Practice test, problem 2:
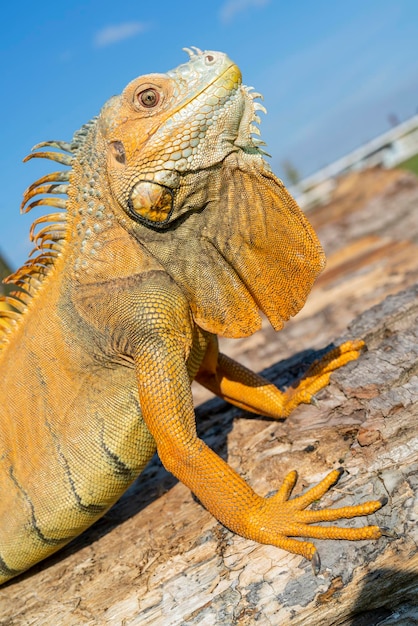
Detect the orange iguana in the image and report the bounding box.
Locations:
[0,48,387,584]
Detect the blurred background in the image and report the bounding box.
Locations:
[1,0,418,273]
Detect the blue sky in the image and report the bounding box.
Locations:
[1,0,417,268]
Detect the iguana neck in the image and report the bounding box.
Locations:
[63,126,163,285]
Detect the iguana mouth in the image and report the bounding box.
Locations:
[171,47,243,114]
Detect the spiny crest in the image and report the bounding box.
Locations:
[0,137,78,349]
[0,118,99,349]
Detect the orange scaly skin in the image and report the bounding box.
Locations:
[0,48,386,584]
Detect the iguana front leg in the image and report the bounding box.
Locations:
[132,296,383,571]
[195,335,364,418]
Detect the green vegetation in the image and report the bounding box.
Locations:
[281,160,301,185]
[0,252,12,298]
[397,153,418,176]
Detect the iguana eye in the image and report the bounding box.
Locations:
[137,88,160,108]
[205,54,215,64]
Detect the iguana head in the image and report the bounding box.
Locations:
[95,47,325,337]
[2,48,325,344]
[99,47,268,228]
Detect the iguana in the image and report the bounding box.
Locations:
[0,48,387,584]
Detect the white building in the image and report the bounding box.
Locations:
[291,113,418,209]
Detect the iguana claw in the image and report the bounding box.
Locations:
[312,550,321,575]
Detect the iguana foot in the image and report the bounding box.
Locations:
[283,339,365,414]
[196,338,365,419]
[248,467,385,573]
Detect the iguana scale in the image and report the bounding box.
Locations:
[0,48,386,584]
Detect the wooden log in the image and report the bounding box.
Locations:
[0,168,417,624]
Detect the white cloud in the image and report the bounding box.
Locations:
[94,22,148,48]
[220,0,270,24]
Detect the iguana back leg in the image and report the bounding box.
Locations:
[195,336,365,418]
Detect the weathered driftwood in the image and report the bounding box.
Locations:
[0,168,417,625]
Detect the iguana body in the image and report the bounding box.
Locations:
[0,48,385,584]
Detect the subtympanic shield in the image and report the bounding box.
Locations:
[128,181,174,227]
